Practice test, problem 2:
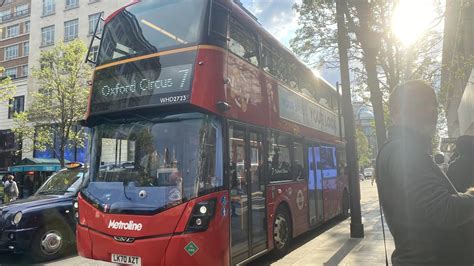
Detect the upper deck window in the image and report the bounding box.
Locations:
[97,0,207,65]
[229,18,259,67]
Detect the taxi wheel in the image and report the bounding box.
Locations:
[30,224,71,262]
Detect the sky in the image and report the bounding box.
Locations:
[240,0,300,46]
[240,0,341,86]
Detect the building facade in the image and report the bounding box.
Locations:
[442,0,474,137]
[0,0,128,169]
[0,0,30,170]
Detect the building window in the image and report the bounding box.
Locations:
[0,9,12,22]
[5,25,18,38]
[4,68,17,79]
[24,21,30,33]
[41,25,55,46]
[22,65,28,77]
[64,19,79,41]
[5,45,19,60]
[90,46,99,62]
[43,0,55,16]
[88,12,103,34]
[6,24,19,38]
[65,0,79,9]
[23,42,29,56]
[8,96,25,119]
[88,0,100,3]
[15,4,29,15]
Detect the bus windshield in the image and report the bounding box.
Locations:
[83,113,223,214]
[97,0,208,65]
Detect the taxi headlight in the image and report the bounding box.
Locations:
[12,212,22,225]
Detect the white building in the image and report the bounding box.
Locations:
[20,0,128,160]
[0,0,30,169]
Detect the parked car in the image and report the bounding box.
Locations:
[363,167,374,178]
[0,163,85,262]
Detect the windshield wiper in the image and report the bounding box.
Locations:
[37,190,68,195]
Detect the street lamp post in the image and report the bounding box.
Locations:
[336,0,364,238]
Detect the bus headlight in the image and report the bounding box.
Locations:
[12,212,22,225]
[186,198,216,233]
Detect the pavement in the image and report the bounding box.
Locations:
[255,180,395,265]
[1,180,392,265]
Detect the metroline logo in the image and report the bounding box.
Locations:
[108,220,143,231]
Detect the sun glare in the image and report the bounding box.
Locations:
[392,0,437,46]
[312,69,321,78]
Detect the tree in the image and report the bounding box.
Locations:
[291,0,443,148]
[356,128,372,168]
[0,67,16,103]
[12,40,92,167]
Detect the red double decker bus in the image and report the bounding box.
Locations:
[76,0,349,265]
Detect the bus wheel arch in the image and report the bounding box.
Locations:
[272,203,292,257]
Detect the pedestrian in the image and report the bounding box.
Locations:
[446,135,474,192]
[3,174,19,202]
[376,80,474,265]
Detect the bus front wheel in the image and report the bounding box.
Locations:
[272,206,292,257]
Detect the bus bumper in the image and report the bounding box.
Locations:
[77,224,228,266]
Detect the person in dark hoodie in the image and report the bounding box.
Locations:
[376,80,474,265]
[447,135,474,192]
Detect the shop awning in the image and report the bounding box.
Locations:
[8,158,69,173]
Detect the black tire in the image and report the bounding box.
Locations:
[272,206,292,258]
[341,190,350,218]
[30,223,72,262]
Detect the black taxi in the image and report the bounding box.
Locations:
[0,163,85,261]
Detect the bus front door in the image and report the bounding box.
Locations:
[229,125,267,264]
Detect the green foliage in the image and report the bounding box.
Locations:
[291,0,444,148]
[291,0,443,94]
[0,67,16,103]
[12,40,91,167]
[356,128,372,168]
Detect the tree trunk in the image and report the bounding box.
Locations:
[364,48,387,148]
[353,0,388,149]
[59,138,66,168]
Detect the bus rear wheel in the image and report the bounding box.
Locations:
[272,206,292,257]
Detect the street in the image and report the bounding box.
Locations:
[0,180,393,266]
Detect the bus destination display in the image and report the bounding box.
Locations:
[90,64,193,113]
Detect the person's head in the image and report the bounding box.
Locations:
[6,175,14,181]
[455,135,474,158]
[389,80,438,138]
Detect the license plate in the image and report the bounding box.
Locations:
[111,254,141,265]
